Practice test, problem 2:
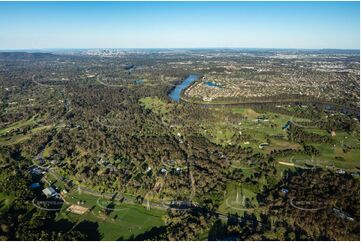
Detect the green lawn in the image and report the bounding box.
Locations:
[0,116,38,135]
[218,182,260,216]
[230,107,359,171]
[0,123,54,146]
[57,192,166,240]
[139,97,170,114]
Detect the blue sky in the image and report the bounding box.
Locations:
[0,1,359,49]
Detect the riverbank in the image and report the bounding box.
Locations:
[168,74,200,102]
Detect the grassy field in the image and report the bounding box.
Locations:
[139,97,170,114]
[203,107,304,151]
[0,116,38,135]
[229,107,360,170]
[218,181,261,216]
[56,192,166,240]
[0,115,54,146]
[0,124,54,145]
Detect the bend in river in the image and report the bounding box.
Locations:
[169,74,199,102]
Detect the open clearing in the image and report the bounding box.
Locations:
[57,192,166,240]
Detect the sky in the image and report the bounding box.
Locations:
[0,1,359,49]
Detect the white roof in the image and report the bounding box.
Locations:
[42,187,57,197]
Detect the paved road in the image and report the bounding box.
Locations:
[289,116,318,129]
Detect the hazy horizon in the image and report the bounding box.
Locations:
[0,47,360,51]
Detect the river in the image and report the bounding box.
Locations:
[168,74,199,102]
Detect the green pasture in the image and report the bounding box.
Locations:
[56,192,166,240]
[218,182,260,216]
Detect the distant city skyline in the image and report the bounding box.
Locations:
[0,1,359,50]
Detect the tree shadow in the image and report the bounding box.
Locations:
[127,226,167,240]
[73,220,103,240]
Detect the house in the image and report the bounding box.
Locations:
[42,187,58,198]
[336,169,346,174]
[282,121,291,130]
[30,168,42,175]
[281,188,289,194]
[98,158,108,165]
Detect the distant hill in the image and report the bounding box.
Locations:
[0,52,56,60]
[308,49,360,55]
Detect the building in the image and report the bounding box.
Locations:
[282,121,291,130]
[336,169,346,174]
[30,168,42,175]
[281,188,289,194]
[42,187,58,198]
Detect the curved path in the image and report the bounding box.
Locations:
[289,198,327,211]
[32,75,68,87]
[289,116,318,129]
[32,198,63,211]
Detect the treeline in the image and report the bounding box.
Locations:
[288,125,332,144]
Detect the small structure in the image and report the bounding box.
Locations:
[42,187,58,198]
[30,168,42,175]
[160,168,167,174]
[336,169,346,174]
[98,158,108,165]
[281,188,289,194]
[282,121,291,130]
